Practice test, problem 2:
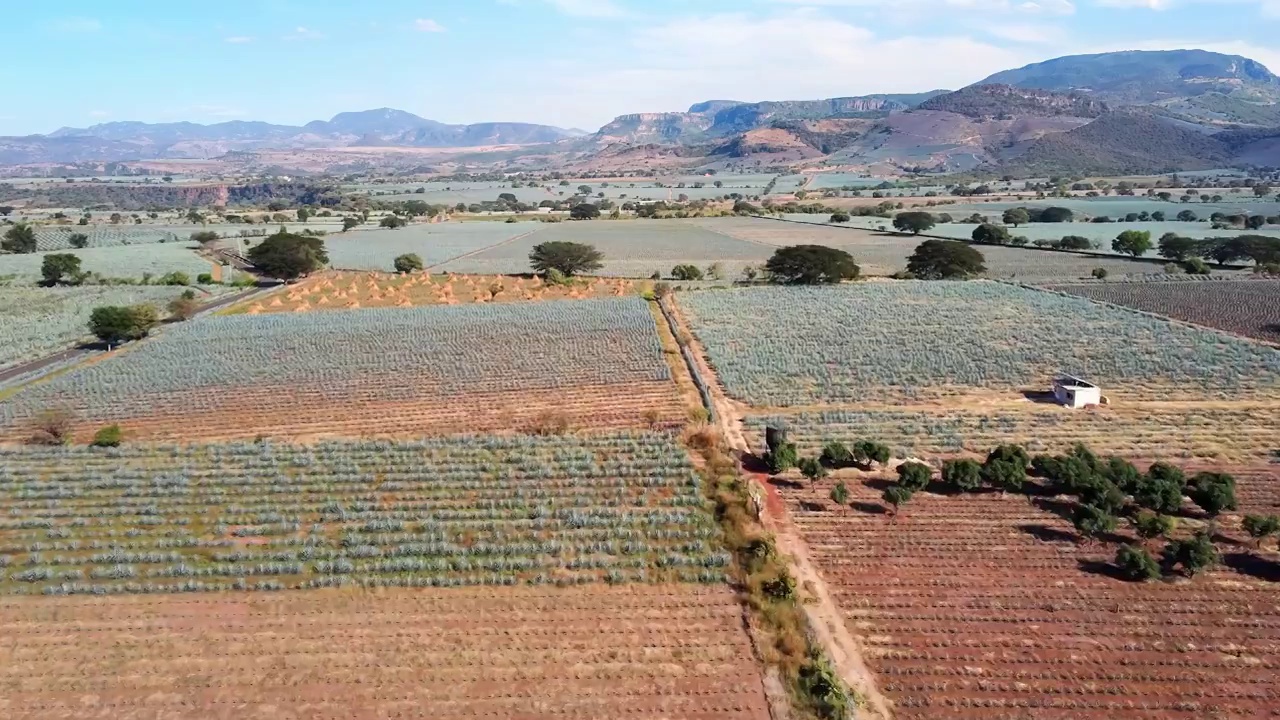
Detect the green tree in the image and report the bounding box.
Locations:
[820,441,852,469]
[246,231,328,281]
[393,253,424,274]
[829,211,851,224]
[1188,472,1236,518]
[893,211,936,235]
[379,215,408,229]
[1002,208,1030,227]
[941,458,983,492]
[1157,233,1197,261]
[829,481,849,506]
[1131,511,1176,543]
[1057,235,1092,250]
[570,204,601,220]
[882,484,914,515]
[1132,473,1183,515]
[1112,230,1153,257]
[190,230,220,245]
[1176,209,1198,222]
[971,223,1010,245]
[2,223,37,254]
[342,217,361,232]
[41,254,83,286]
[983,459,1027,494]
[798,457,829,484]
[1040,207,1074,223]
[907,240,986,280]
[852,440,891,468]
[1115,544,1161,582]
[1072,504,1117,543]
[1183,257,1211,275]
[529,241,603,276]
[896,461,932,492]
[166,291,199,321]
[88,305,159,347]
[764,245,859,284]
[1241,514,1280,549]
[1163,532,1218,577]
[68,232,89,249]
[765,441,798,475]
[671,264,704,281]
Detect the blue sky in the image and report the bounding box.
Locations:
[3,0,1278,135]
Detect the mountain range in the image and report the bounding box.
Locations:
[3,49,1280,176]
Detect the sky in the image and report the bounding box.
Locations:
[3,0,1279,136]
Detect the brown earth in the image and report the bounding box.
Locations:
[0,584,772,720]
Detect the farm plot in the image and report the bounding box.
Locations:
[0,584,770,720]
[234,270,649,313]
[0,434,723,594]
[1046,280,1280,344]
[436,219,774,278]
[772,470,1280,719]
[0,286,231,371]
[325,222,540,271]
[745,404,1280,464]
[677,283,1280,406]
[32,224,183,251]
[0,243,214,280]
[0,297,686,441]
[713,218,1188,281]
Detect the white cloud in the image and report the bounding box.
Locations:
[413,18,447,32]
[543,0,626,18]
[224,36,254,44]
[50,17,102,33]
[88,110,110,119]
[285,26,326,41]
[983,22,1059,42]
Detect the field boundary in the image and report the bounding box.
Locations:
[657,296,717,423]
[422,226,545,271]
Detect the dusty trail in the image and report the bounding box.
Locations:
[665,296,893,720]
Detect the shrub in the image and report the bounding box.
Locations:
[88,305,159,347]
[91,424,123,448]
[1163,532,1218,576]
[159,271,190,286]
[819,441,852,469]
[1183,257,1211,275]
[166,294,200,321]
[765,442,799,475]
[2,223,36,253]
[190,230,220,245]
[1188,472,1236,517]
[196,272,215,284]
[829,481,850,506]
[671,264,703,281]
[941,458,983,492]
[1091,268,1108,279]
[393,253,424,274]
[68,232,90,249]
[379,215,408,229]
[882,484,914,513]
[852,440,891,467]
[570,204,602,220]
[1131,511,1176,542]
[1115,544,1161,582]
[896,461,932,492]
[829,211,851,223]
[26,407,76,446]
[798,457,829,484]
[1072,504,1117,542]
[1242,514,1280,548]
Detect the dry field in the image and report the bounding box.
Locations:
[0,298,685,442]
[229,270,649,314]
[0,584,771,720]
[765,468,1280,719]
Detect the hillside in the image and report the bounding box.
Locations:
[919,85,1108,119]
[1001,111,1232,175]
[978,50,1280,104]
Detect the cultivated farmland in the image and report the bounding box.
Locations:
[436,219,774,278]
[0,434,722,594]
[0,243,216,280]
[1046,279,1280,344]
[234,270,649,313]
[0,585,770,720]
[325,222,541,271]
[0,297,685,441]
[0,286,230,371]
[769,468,1280,719]
[678,282,1280,406]
[32,224,183,251]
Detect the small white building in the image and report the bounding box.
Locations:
[1053,374,1102,409]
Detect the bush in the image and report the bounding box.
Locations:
[907,239,986,279]
[1183,257,1211,275]
[798,457,828,483]
[26,407,76,446]
[41,254,84,286]
[896,461,932,491]
[166,294,200,321]
[766,442,799,475]
[764,245,859,284]
[1188,472,1236,517]
[158,271,190,286]
[1115,544,1161,582]
[1,223,36,253]
[1131,511,1175,542]
[829,211,850,223]
[393,253,424,274]
[91,424,123,448]
[852,440,891,467]
[1091,268,1107,279]
[68,232,89,249]
[941,458,983,492]
[671,264,703,281]
[529,241,603,277]
[88,305,159,347]
[882,484,914,513]
[819,441,852,469]
[190,230,220,245]
[1072,503,1117,541]
[379,215,408,229]
[1242,514,1280,548]
[196,272,215,284]
[570,204,601,220]
[1163,532,1218,576]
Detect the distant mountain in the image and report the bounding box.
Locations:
[592,91,948,144]
[1002,110,1233,175]
[977,50,1280,105]
[1,109,582,164]
[918,85,1108,120]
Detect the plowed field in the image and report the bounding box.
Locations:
[0,585,772,720]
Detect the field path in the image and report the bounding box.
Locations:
[424,226,544,270]
[665,296,893,719]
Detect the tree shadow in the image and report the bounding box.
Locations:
[1031,497,1077,522]
[1021,390,1060,404]
[739,452,770,475]
[851,501,888,515]
[1222,552,1280,582]
[863,478,895,491]
[1077,559,1133,582]
[1018,523,1078,544]
[769,477,805,491]
[799,500,827,513]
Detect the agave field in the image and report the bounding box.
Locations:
[0,286,229,371]
[0,584,771,719]
[0,243,214,280]
[0,297,685,440]
[436,219,773,279]
[1046,280,1280,344]
[0,433,723,595]
[679,283,1280,406]
[745,404,1280,464]
[325,222,542,271]
[772,469,1280,719]
[32,225,185,251]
